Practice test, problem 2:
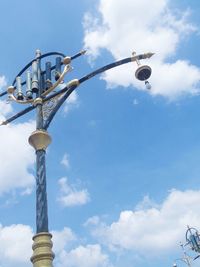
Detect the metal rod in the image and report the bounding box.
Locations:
[16,76,22,93]
[0,105,35,125]
[36,149,49,233]
[32,60,39,93]
[45,62,52,90]
[79,57,132,84]
[26,71,32,99]
[36,50,42,96]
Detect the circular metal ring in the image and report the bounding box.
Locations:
[135,65,152,81]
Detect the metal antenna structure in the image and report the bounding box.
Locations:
[173,226,200,267]
[173,243,193,267]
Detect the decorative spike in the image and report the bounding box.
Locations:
[0,120,7,126]
[132,52,155,63]
[36,49,41,58]
[140,52,155,59]
[80,49,87,55]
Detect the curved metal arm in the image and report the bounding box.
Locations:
[0,105,35,125]
[1,52,153,127]
[44,53,152,129]
[79,52,153,85]
[41,64,72,97]
[79,57,132,84]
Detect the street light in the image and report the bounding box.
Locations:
[0,49,154,267]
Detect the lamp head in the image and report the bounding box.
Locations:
[173,263,177,267]
[135,65,152,81]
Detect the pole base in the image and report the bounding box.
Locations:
[31,232,55,267]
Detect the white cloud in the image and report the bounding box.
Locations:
[52,227,112,267]
[51,226,112,267]
[0,100,13,117]
[0,222,110,267]
[0,107,35,195]
[0,224,33,266]
[0,76,7,91]
[83,0,200,100]
[61,153,70,168]
[134,195,159,211]
[2,190,200,267]
[87,189,200,255]
[63,90,79,114]
[132,99,139,106]
[52,227,76,254]
[58,83,79,114]
[56,244,112,267]
[84,216,101,227]
[57,177,90,207]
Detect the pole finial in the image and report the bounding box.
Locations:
[36,49,41,58]
[80,49,87,55]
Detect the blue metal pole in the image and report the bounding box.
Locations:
[34,50,49,233]
[36,149,49,233]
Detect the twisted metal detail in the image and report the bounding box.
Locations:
[36,150,48,233]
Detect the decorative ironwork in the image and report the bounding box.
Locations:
[42,92,65,123]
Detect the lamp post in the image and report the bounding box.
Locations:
[1,49,153,267]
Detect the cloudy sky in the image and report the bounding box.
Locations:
[0,0,200,267]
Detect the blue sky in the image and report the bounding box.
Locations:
[0,1,200,267]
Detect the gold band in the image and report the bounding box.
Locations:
[31,232,55,267]
[28,130,51,151]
